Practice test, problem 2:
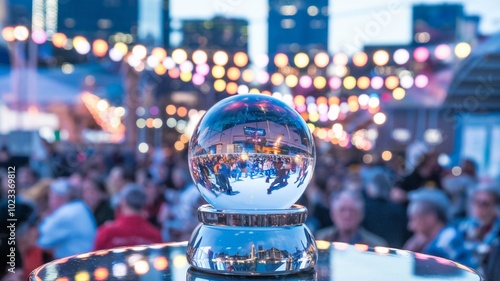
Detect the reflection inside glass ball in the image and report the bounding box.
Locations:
[188,94,315,209]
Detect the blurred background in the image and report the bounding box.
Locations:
[1,0,500,280]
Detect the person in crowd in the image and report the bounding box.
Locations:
[38,178,96,258]
[14,202,52,278]
[362,172,409,248]
[391,153,442,203]
[316,190,387,246]
[160,163,205,242]
[82,176,114,226]
[442,159,478,219]
[456,184,500,272]
[106,165,136,209]
[21,179,52,215]
[486,241,500,281]
[0,146,11,170]
[17,166,39,192]
[93,183,162,250]
[404,189,475,268]
[143,177,165,227]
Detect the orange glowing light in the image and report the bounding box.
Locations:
[177,106,188,118]
[92,39,108,57]
[153,257,169,271]
[233,52,248,67]
[226,82,238,95]
[227,67,241,81]
[52,32,68,48]
[94,268,109,281]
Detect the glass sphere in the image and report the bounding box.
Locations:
[188,94,316,210]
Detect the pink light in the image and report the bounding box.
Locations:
[434,44,451,60]
[196,63,210,76]
[329,77,342,90]
[296,104,306,113]
[415,74,429,88]
[192,73,205,86]
[319,114,328,122]
[31,30,47,44]
[299,75,313,88]
[168,68,180,79]
[381,92,392,102]
[413,47,430,62]
[371,76,384,90]
[257,71,269,84]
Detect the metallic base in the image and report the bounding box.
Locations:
[186,205,318,275]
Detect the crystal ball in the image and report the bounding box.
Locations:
[188,94,316,210]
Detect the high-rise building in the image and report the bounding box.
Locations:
[180,17,248,53]
[268,0,329,57]
[57,0,139,41]
[412,4,479,45]
[138,0,170,47]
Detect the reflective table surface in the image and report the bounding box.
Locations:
[30,241,482,281]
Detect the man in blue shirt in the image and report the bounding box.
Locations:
[38,178,96,258]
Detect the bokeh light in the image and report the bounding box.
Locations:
[73,36,91,54]
[92,39,108,57]
[271,73,284,85]
[357,76,370,90]
[227,67,240,80]
[314,52,330,68]
[213,50,229,66]
[392,87,406,100]
[352,52,368,67]
[211,65,225,79]
[434,44,451,60]
[371,76,384,90]
[285,74,298,87]
[373,50,390,66]
[31,30,47,44]
[329,77,342,90]
[455,42,471,58]
[343,76,356,90]
[373,112,387,125]
[13,26,29,41]
[233,52,248,67]
[242,69,254,82]
[294,52,309,68]
[313,76,327,89]
[192,50,208,64]
[299,75,313,88]
[1,26,15,42]
[384,76,399,90]
[172,49,188,64]
[381,151,392,161]
[413,46,430,62]
[274,53,289,68]
[132,44,147,60]
[214,79,226,92]
[415,74,429,88]
[152,47,167,61]
[333,53,348,66]
[393,49,410,65]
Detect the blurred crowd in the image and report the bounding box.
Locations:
[0,142,499,280]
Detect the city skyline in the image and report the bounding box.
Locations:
[171,0,500,57]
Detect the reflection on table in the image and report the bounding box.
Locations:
[30,241,482,281]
